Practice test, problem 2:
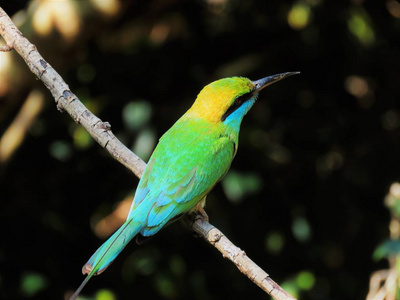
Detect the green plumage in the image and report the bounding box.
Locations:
[71,72,299,300]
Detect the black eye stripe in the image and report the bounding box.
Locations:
[221,93,251,122]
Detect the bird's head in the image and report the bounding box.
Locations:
[187,72,299,130]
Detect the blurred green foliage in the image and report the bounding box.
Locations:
[122,101,152,131]
[95,289,116,300]
[1,0,400,299]
[264,230,285,254]
[291,215,312,243]
[373,239,400,261]
[222,170,262,203]
[20,272,47,297]
[348,8,375,46]
[281,270,316,299]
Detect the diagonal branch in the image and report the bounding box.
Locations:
[0,8,145,178]
[188,217,296,300]
[0,7,296,300]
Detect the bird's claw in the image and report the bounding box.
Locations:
[195,203,209,223]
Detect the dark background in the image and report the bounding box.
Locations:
[1,0,399,299]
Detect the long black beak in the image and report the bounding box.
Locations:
[252,71,300,94]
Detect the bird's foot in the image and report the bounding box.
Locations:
[190,203,209,238]
[194,202,209,223]
[183,200,209,238]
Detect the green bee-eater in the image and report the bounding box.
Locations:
[71,72,299,299]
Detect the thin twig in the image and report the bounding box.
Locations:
[0,6,296,300]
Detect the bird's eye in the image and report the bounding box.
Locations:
[222,95,247,121]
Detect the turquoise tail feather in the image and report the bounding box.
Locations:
[69,217,142,300]
[84,218,142,275]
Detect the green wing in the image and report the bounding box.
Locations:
[127,117,236,236]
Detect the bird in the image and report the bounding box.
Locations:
[70,71,299,299]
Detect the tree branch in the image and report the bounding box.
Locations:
[0,7,295,300]
[187,217,296,300]
[0,7,145,178]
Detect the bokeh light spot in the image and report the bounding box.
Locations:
[95,289,117,300]
[348,10,375,46]
[90,0,121,16]
[49,140,73,162]
[345,75,369,98]
[296,271,316,290]
[123,100,152,131]
[386,0,400,18]
[133,128,156,161]
[222,171,262,203]
[73,126,93,149]
[265,231,286,254]
[292,216,312,242]
[20,272,48,297]
[288,3,311,30]
[382,110,400,131]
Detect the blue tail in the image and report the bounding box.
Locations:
[69,218,142,300]
[84,218,142,275]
